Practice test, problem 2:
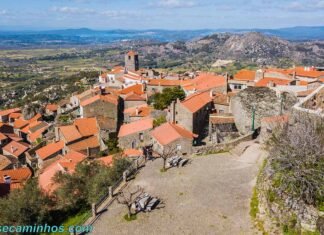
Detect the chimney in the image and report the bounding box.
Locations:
[3,175,11,184]
[10,145,15,153]
[135,107,139,116]
[209,89,215,98]
[293,71,297,80]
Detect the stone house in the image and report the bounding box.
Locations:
[80,92,122,133]
[2,140,29,165]
[123,104,152,123]
[151,122,197,155]
[118,118,153,149]
[56,117,105,157]
[0,108,21,123]
[146,79,183,93]
[168,91,213,142]
[181,73,227,95]
[35,141,65,169]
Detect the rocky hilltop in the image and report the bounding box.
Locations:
[140,32,324,67]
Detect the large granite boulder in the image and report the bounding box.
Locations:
[231,87,296,134]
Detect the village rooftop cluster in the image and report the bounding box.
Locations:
[0,50,324,197]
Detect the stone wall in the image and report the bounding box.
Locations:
[193,131,254,155]
[118,129,152,149]
[257,169,322,233]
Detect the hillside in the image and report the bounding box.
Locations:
[138,32,324,68]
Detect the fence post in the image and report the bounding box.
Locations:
[123,171,128,182]
[92,203,97,218]
[135,158,138,170]
[109,186,113,198]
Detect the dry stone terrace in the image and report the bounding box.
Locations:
[91,142,266,235]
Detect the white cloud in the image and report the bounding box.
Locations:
[51,6,95,14]
[152,0,200,9]
[283,0,324,11]
[0,9,8,16]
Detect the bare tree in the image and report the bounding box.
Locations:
[266,113,324,206]
[158,145,177,171]
[116,186,143,219]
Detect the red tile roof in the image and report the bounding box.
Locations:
[0,108,21,117]
[182,73,226,91]
[67,135,100,152]
[234,69,256,81]
[123,149,143,157]
[119,84,144,95]
[38,151,86,193]
[124,92,146,101]
[127,50,138,56]
[151,122,197,146]
[255,77,291,87]
[74,118,98,137]
[0,154,12,170]
[210,115,235,124]
[297,89,316,97]
[59,125,83,143]
[181,91,212,113]
[118,118,153,137]
[80,94,118,107]
[124,104,151,117]
[46,104,58,112]
[36,141,64,160]
[148,79,183,86]
[3,141,29,158]
[96,155,114,166]
[0,167,32,185]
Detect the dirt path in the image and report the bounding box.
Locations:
[91,143,266,235]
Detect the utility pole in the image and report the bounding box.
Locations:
[251,105,256,132]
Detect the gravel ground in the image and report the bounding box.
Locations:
[91,143,265,235]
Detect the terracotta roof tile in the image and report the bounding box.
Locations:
[118,118,153,137]
[0,108,21,117]
[210,115,235,124]
[0,167,32,184]
[96,155,114,166]
[36,141,64,160]
[119,84,144,95]
[3,141,29,158]
[123,149,143,157]
[124,92,146,101]
[80,94,118,107]
[255,77,291,87]
[234,69,256,81]
[67,135,100,152]
[59,125,83,143]
[182,73,226,91]
[181,91,212,113]
[74,118,98,137]
[0,155,12,170]
[124,104,152,117]
[46,104,58,112]
[148,79,183,86]
[151,122,197,146]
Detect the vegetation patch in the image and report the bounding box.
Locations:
[123,214,137,222]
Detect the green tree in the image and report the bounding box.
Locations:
[153,115,167,127]
[0,179,51,226]
[152,86,185,110]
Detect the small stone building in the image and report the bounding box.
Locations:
[151,122,197,155]
[118,118,153,149]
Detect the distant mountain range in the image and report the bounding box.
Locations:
[0,26,324,49]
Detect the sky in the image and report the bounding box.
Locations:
[0,0,324,30]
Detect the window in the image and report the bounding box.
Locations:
[128,56,131,60]
[176,144,182,150]
[139,133,144,142]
